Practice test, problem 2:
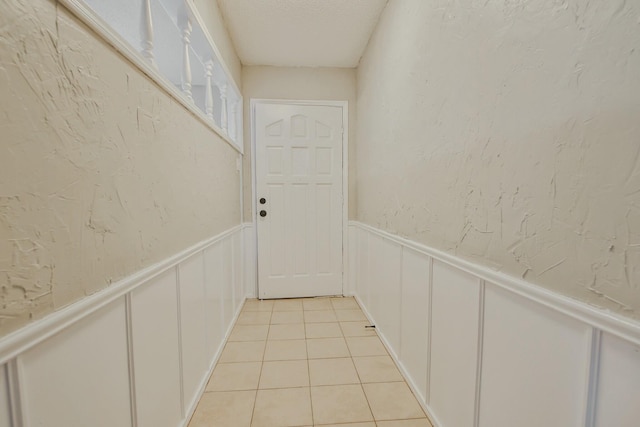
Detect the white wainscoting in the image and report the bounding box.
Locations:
[348,221,640,427]
[399,247,431,402]
[0,365,10,427]
[479,286,591,427]
[130,271,182,427]
[430,262,480,427]
[178,253,209,416]
[242,223,257,299]
[0,225,244,427]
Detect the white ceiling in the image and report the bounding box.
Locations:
[216,0,388,68]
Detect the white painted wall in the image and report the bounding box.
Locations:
[241,66,357,221]
[356,0,640,318]
[0,0,241,336]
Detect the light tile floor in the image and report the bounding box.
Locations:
[188,297,433,427]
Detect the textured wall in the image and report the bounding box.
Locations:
[0,0,241,336]
[194,0,242,87]
[357,0,640,317]
[242,66,357,221]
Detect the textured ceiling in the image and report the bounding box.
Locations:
[216,0,388,68]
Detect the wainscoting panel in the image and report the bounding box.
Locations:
[430,261,480,427]
[347,225,357,296]
[243,224,257,298]
[594,332,640,427]
[178,252,209,415]
[368,233,402,353]
[356,226,370,308]
[232,230,243,310]
[0,365,10,427]
[204,243,224,363]
[221,237,235,329]
[130,270,182,427]
[479,284,591,427]
[399,247,431,402]
[349,222,640,427]
[0,225,244,427]
[20,298,132,427]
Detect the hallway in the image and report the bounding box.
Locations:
[189,297,432,427]
[1,0,640,426]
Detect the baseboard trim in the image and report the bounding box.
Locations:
[350,221,640,346]
[0,225,242,365]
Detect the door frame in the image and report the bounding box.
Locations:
[250,99,349,299]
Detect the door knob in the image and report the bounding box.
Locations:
[259,198,266,204]
[260,210,267,217]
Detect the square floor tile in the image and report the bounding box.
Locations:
[307,337,350,359]
[273,299,303,311]
[302,298,333,310]
[263,339,307,361]
[331,298,360,310]
[270,311,304,324]
[353,355,403,383]
[236,311,272,325]
[309,358,360,386]
[362,382,425,421]
[252,387,312,427]
[188,390,255,427]
[311,384,373,424]
[243,299,274,312]
[305,322,343,338]
[304,310,338,323]
[268,323,305,340]
[335,309,367,321]
[340,321,377,337]
[259,360,309,389]
[377,419,433,427]
[219,341,266,363]
[346,336,387,356]
[206,362,262,391]
[228,325,269,342]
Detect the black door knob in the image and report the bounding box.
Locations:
[260,210,267,217]
[259,198,266,204]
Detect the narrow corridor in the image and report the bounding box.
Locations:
[188,297,433,427]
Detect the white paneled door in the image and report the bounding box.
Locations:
[255,103,344,299]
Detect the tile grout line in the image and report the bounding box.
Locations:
[248,305,271,427]
[305,313,315,426]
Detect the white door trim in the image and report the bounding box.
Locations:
[250,99,349,299]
